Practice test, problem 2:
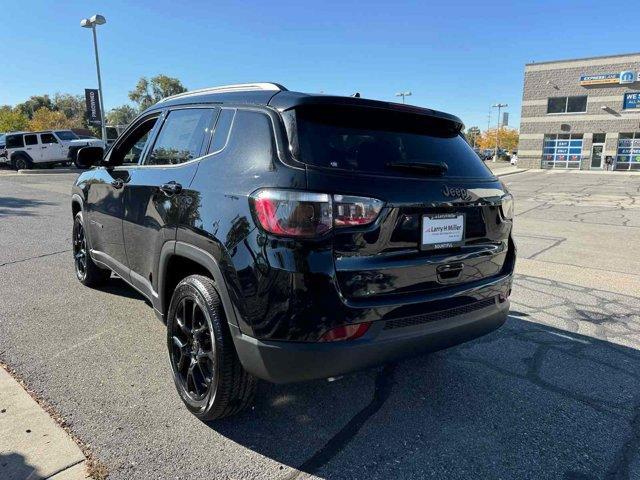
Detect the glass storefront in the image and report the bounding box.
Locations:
[542,134,583,169]
[616,133,640,171]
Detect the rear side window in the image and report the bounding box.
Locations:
[209,108,235,153]
[222,110,275,169]
[24,134,38,146]
[146,108,217,166]
[285,105,493,179]
[6,135,24,148]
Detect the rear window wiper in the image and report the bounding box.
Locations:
[385,161,448,176]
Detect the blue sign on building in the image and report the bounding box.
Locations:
[620,71,637,84]
[624,92,640,109]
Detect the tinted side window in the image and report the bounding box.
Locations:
[209,109,235,153]
[146,109,217,166]
[107,117,158,167]
[24,135,38,146]
[40,133,58,143]
[223,110,275,169]
[6,135,24,148]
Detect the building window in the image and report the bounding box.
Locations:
[547,96,587,114]
[616,133,640,171]
[542,134,583,169]
[593,133,606,144]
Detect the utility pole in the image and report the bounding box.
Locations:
[492,103,508,162]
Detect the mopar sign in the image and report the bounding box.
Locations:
[84,88,103,126]
[620,71,637,84]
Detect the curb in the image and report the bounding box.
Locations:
[0,365,105,479]
[18,169,82,175]
[495,168,529,177]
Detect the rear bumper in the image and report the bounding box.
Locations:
[231,298,509,383]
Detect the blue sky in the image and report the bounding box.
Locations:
[0,1,636,130]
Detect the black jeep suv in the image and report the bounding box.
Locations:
[71,83,515,419]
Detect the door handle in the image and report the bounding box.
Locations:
[111,178,125,189]
[160,182,182,196]
[42,146,47,149]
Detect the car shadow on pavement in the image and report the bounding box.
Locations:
[208,275,640,480]
[0,196,54,218]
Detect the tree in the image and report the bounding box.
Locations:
[28,107,76,131]
[0,106,29,132]
[16,95,54,119]
[106,105,137,126]
[465,127,481,148]
[52,93,87,127]
[128,74,187,111]
[476,127,519,152]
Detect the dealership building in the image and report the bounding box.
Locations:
[517,52,640,170]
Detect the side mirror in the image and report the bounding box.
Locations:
[75,146,104,169]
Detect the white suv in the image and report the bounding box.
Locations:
[3,130,104,170]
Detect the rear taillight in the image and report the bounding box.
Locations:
[250,189,383,238]
[333,195,384,227]
[319,322,371,342]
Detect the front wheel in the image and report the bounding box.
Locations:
[167,275,256,420]
[73,212,111,287]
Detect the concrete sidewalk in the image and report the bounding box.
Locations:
[0,367,89,480]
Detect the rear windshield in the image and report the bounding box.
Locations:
[285,105,492,179]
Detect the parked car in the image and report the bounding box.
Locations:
[0,134,6,159]
[71,83,515,419]
[106,125,126,148]
[4,130,104,169]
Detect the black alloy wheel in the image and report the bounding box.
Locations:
[169,296,216,403]
[73,217,88,281]
[72,212,111,287]
[167,275,256,420]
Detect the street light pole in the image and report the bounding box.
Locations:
[81,14,107,143]
[491,103,508,162]
[395,91,412,104]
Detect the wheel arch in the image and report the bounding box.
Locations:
[10,151,33,167]
[71,194,83,218]
[158,241,241,329]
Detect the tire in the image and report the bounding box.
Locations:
[167,274,256,420]
[73,212,111,287]
[13,155,30,170]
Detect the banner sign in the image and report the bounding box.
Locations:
[580,73,620,86]
[580,71,639,86]
[623,92,640,110]
[84,88,102,126]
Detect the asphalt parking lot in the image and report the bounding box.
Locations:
[1,168,639,479]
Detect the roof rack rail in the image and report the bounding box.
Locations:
[158,83,287,103]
